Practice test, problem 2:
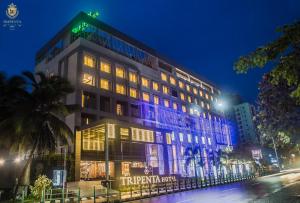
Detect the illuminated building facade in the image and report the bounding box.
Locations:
[35,12,235,186]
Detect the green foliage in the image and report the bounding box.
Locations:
[29,175,52,200]
[234,21,300,103]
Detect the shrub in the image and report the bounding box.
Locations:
[30,175,52,200]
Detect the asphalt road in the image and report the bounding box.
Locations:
[129,168,300,203]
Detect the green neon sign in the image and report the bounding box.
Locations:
[72,11,99,34]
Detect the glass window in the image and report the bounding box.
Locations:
[116,66,125,78]
[131,128,154,142]
[84,55,96,68]
[82,73,95,86]
[82,125,105,151]
[116,104,123,116]
[195,136,198,144]
[180,92,185,101]
[205,93,209,100]
[202,136,206,144]
[187,134,192,143]
[129,72,137,83]
[179,133,184,142]
[100,78,110,90]
[162,85,169,94]
[187,96,192,103]
[164,99,170,108]
[208,137,212,145]
[173,102,177,110]
[153,95,159,105]
[166,133,172,144]
[120,128,129,140]
[199,90,203,97]
[186,84,191,92]
[170,77,176,85]
[161,72,167,81]
[201,101,205,108]
[179,81,184,89]
[152,81,159,91]
[190,108,194,115]
[141,77,149,88]
[129,87,137,98]
[207,103,210,110]
[100,61,111,73]
[182,105,187,113]
[193,87,198,95]
[116,84,126,95]
[142,92,150,102]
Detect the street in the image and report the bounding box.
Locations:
[129,168,300,203]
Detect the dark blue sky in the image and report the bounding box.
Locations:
[1,0,299,103]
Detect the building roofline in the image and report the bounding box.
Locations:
[36,12,220,90]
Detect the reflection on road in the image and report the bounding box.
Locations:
[130,168,300,203]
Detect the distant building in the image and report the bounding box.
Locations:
[233,103,259,146]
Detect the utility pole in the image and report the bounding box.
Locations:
[271,137,280,170]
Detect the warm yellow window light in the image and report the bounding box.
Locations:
[186,84,191,92]
[179,81,184,89]
[164,99,170,108]
[182,105,187,113]
[141,77,149,88]
[82,73,95,86]
[129,72,137,83]
[152,81,159,91]
[173,102,178,110]
[84,55,96,68]
[116,84,126,95]
[180,92,185,101]
[170,77,176,85]
[187,96,192,103]
[162,85,169,94]
[161,72,167,81]
[100,78,110,90]
[116,66,125,78]
[100,61,111,73]
[193,87,198,95]
[142,92,150,102]
[129,88,137,98]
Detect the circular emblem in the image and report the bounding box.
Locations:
[6,3,19,19]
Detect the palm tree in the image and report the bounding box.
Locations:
[0,71,78,198]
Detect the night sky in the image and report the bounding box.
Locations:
[0,0,299,103]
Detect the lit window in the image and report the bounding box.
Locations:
[187,96,192,103]
[202,136,206,144]
[201,101,205,108]
[141,77,149,88]
[164,99,170,108]
[180,92,185,101]
[100,61,111,73]
[82,126,105,151]
[187,134,192,143]
[100,78,110,90]
[182,105,187,113]
[170,77,176,85]
[161,72,167,81]
[153,95,159,105]
[193,87,198,95]
[129,87,137,98]
[131,128,154,142]
[116,104,123,116]
[203,112,206,119]
[208,137,212,145]
[195,136,198,144]
[120,128,129,140]
[116,66,125,78]
[194,98,198,105]
[83,55,96,68]
[199,90,203,97]
[162,85,169,94]
[186,84,191,92]
[152,81,159,91]
[142,92,150,102]
[207,103,210,110]
[211,95,214,101]
[173,102,178,110]
[166,133,172,144]
[190,108,194,115]
[129,72,137,83]
[205,93,209,100]
[179,81,184,89]
[82,73,95,86]
[116,84,126,95]
[179,133,184,142]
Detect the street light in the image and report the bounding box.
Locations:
[0,159,4,165]
[14,157,21,163]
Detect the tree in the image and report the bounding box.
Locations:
[234,21,300,103]
[257,74,300,147]
[0,72,78,197]
[30,175,52,200]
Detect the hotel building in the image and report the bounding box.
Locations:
[35,12,235,187]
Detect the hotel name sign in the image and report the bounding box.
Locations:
[120,175,177,186]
